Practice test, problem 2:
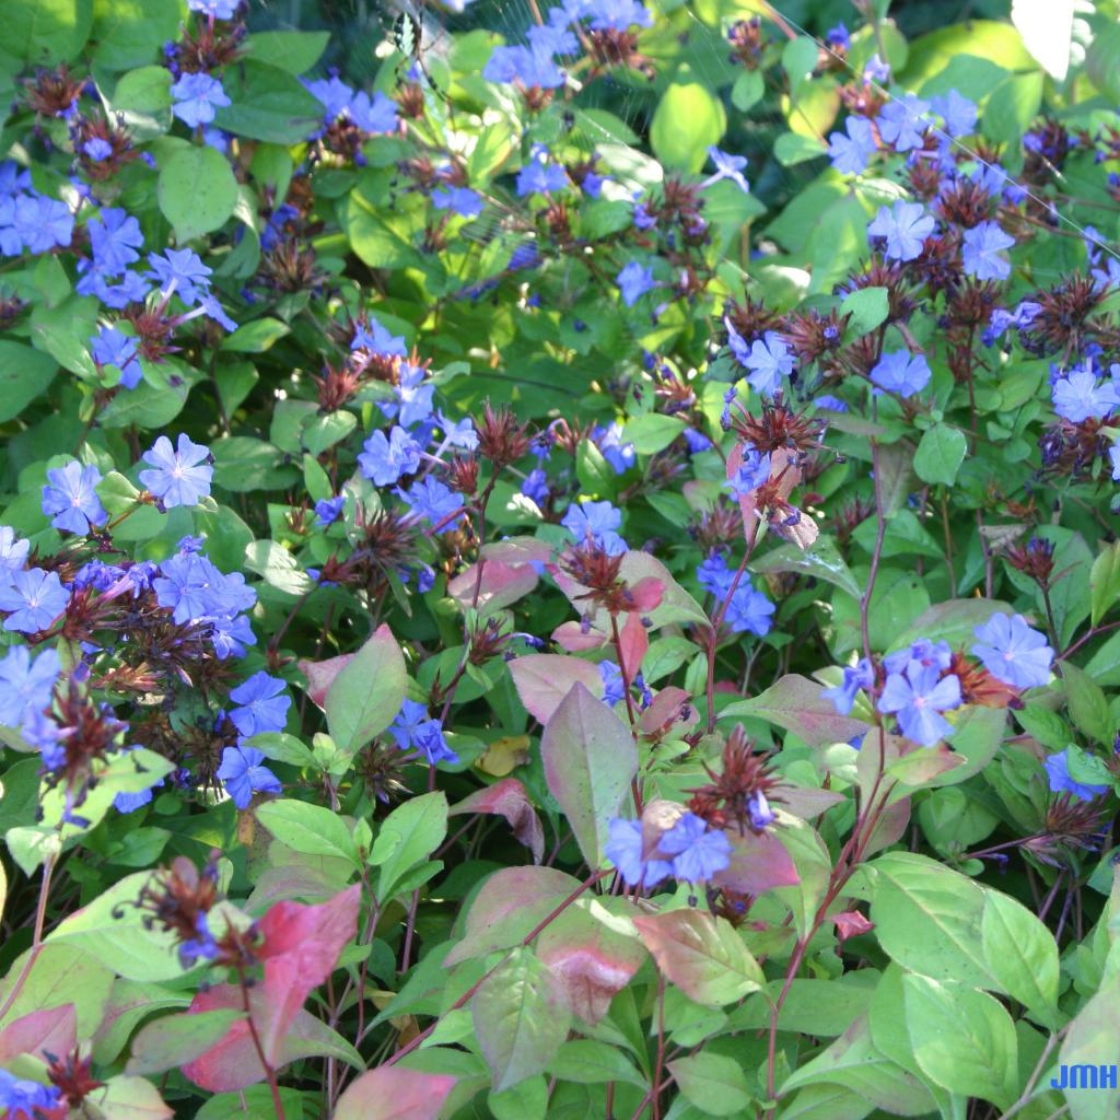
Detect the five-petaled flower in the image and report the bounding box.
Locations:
[41,460,107,535]
[139,434,214,509]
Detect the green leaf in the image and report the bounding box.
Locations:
[773,133,827,166]
[650,75,726,173]
[575,440,617,500]
[750,537,862,599]
[246,30,330,74]
[0,0,92,66]
[782,36,819,89]
[540,683,638,869]
[731,69,764,112]
[982,72,1044,151]
[92,0,179,71]
[624,413,685,455]
[1090,540,1120,626]
[0,944,113,1038]
[126,1011,246,1075]
[870,852,998,990]
[472,948,572,1092]
[667,1052,752,1116]
[901,974,1018,1109]
[370,791,448,903]
[632,910,764,1007]
[325,623,408,754]
[980,889,1060,1027]
[221,318,290,353]
[1058,971,1120,1120]
[1086,20,1120,100]
[913,424,967,487]
[211,437,299,492]
[1063,662,1115,747]
[547,1040,647,1088]
[213,59,323,144]
[720,674,867,747]
[1013,703,1068,750]
[158,146,239,242]
[256,800,361,866]
[0,341,58,422]
[840,287,890,339]
[244,540,314,596]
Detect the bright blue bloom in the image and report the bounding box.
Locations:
[81,268,149,310]
[814,394,848,412]
[351,317,407,357]
[962,221,1015,281]
[147,248,212,304]
[358,425,422,485]
[398,476,464,532]
[0,161,31,196]
[867,200,934,262]
[217,746,282,809]
[314,496,345,525]
[12,195,74,253]
[0,527,30,578]
[347,90,398,133]
[930,89,977,137]
[633,198,657,231]
[433,186,484,219]
[878,663,961,747]
[90,325,142,388]
[683,428,713,453]
[822,658,874,716]
[605,817,673,889]
[139,433,213,508]
[870,350,931,396]
[1110,444,1120,481]
[189,0,240,16]
[379,364,435,428]
[388,699,459,764]
[616,261,655,307]
[827,116,876,175]
[88,207,143,273]
[521,467,549,506]
[0,568,69,633]
[1044,748,1111,801]
[229,671,291,738]
[599,661,625,705]
[484,44,565,89]
[825,22,850,49]
[170,72,231,127]
[659,811,732,882]
[696,552,774,636]
[741,331,794,397]
[436,412,478,451]
[562,500,627,555]
[565,0,652,30]
[516,152,568,196]
[594,422,636,473]
[305,75,354,121]
[727,443,771,496]
[0,645,60,730]
[153,550,256,635]
[1051,367,1119,422]
[0,1069,64,1120]
[42,460,107,535]
[703,147,749,193]
[877,93,930,152]
[747,790,776,830]
[178,911,219,969]
[971,613,1052,690]
[883,638,952,676]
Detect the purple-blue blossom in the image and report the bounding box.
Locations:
[170,72,231,128]
[702,147,749,193]
[217,746,283,809]
[0,568,70,633]
[930,90,978,137]
[188,0,240,16]
[1044,748,1111,801]
[658,811,732,882]
[228,671,291,738]
[87,207,143,273]
[961,221,1015,281]
[516,151,569,196]
[877,93,930,152]
[0,645,60,730]
[483,45,566,90]
[398,477,464,532]
[616,261,655,307]
[388,699,459,765]
[1051,367,1119,423]
[604,817,673,889]
[822,658,874,716]
[433,186,484,219]
[147,248,212,304]
[90,325,143,389]
[0,1069,64,1120]
[740,331,794,397]
[971,613,1052,690]
[358,425,422,486]
[827,116,877,175]
[727,443,771,496]
[877,662,961,747]
[562,500,627,555]
[867,201,935,262]
[139,434,213,508]
[41,460,107,535]
[870,350,931,396]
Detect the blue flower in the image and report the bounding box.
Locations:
[398,477,464,532]
[139,434,213,508]
[930,90,977,137]
[228,671,291,738]
[825,22,850,49]
[147,248,212,304]
[883,638,952,676]
[0,1069,64,1120]
[962,221,1015,281]
[1044,748,1111,801]
[869,350,931,396]
[305,75,354,122]
[971,613,1052,690]
[566,0,652,31]
[867,201,935,262]
[88,207,143,273]
[1052,367,1119,422]
[740,331,794,397]
[747,790,776,830]
[605,817,673,888]
[516,152,568,196]
[827,116,876,175]
[433,186,484,219]
[0,568,70,633]
[358,425,422,486]
[41,460,107,535]
[90,325,142,389]
[877,663,961,747]
[726,443,771,497]
[379,363,435,427]
[216,745,282,809]
[152,548,257,654]
[724,582,775,636]
[598,660,625,706]
[822,658,874,715]
[170,72,231,127]
[658,812,732,882]
[189,0,240,16]
[0,527,30,578]
[0,645,60,729]
[314,496,345,526]
[484,44,565,89]
[388,699,459,765]
[702,147,749,193]
[178,911,219,969]
[347,90,398,134]
[562,500,627,555]
[616,261,655,307]
[594,422,636,473]
[877,92,930,152]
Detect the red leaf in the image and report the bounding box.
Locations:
[0,1004,75,1065]
[449,778,544,864]
[711,829,800,896]
[831,911,874,942]
[639,687,698,740]
[721,674,868,747]
[617,611,648,682]
[447,559,539,612]
[182,885,360,1091]
[334,1066,457,1120]
[297,651,354,709]
[550,621,610,652]
[508,655,603,724]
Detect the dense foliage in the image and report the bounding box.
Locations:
[2,0,1120,1117]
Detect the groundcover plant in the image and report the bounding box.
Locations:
[1,0,1120,1116]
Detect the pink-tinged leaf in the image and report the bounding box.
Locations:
[444,866,583,967]
[777,785,846,819]
[334,1066,457,1120]
[508,655,603,725]
[639,687,698,741]
[628,577,664,612]
[541,683,638,868]
[831,911,874,942]
[728,444,819,551]
[325,624,407,752]
[481,538,554,567]
[861,797,911,857]
[720,674,868,747]
[472,947,572,1091]
[617,611,648,681]
[551,621,610,653]
[127,1010,246,1076]
[449,779,544,864]
[632,910,764,1007]
[535,905,647,1025]
[182,885,360,1091]
[0,1004,75,1064]
[886,744,963,788]
[447,560,539,612]
[711,829,800,896]
[297,651,354,709]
